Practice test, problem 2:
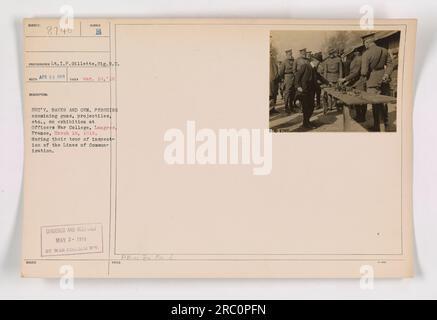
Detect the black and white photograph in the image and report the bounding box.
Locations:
[269,30,400,132]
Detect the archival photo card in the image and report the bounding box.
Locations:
[22,19,415,278]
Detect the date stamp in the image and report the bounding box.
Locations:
[41,223,103,257]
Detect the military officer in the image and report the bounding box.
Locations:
[338,48,349,77]
[293,48,309,73]
[388,48,399,97]
[291,48,310,110]
[313,52,324,108]
[269,49,280,114]
[278,49,296,114]
[324,47,343,84]
[339,47,367,122]
[323,48,343,111]
[277,61,285,99]
[317,54,326,109]
[360,32,393,131]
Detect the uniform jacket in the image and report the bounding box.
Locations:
[270,58,279,82]
[344,55,365,90]
[323,56,343,82]
[361,44,393,88]
[293,57,308,73]
[279,58,295,78]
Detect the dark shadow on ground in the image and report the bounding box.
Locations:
[270,114,304,131]
[315,110,340,125]
[270,107,344,132]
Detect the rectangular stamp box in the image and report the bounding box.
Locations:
[41,223,103,257]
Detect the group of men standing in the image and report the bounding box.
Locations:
[270,32,399,131]
[270,47,328,128]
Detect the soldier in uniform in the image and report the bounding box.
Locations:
[277,61,284,99]
[339,47,367,122]
[269,48,280,114]
[388,48,399,97]
[360,33,393,131]
[324,47,343,111]
[338,48,349,77]
[292,48,310,110]
[313,52,324,109]
[278,49,296,114]
[293,48,309,73]
[317,55,326,110]
[324,47,343,84]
